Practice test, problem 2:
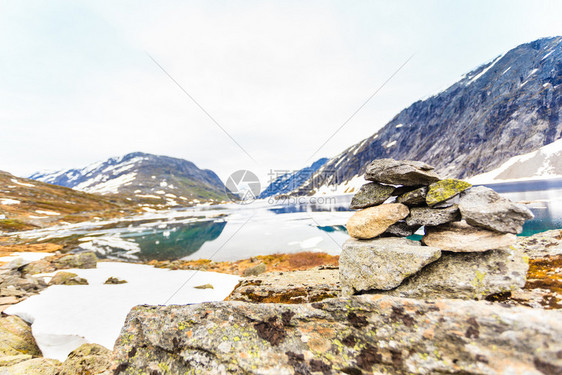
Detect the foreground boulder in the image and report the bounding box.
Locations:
[228,267,339,304]
[513,229,562,258]
[0,315,42,357]
[0,358,61,375]
[23,251,98,275]
[340,238,441,293]
[0,268,47,311]
[382,247,528,299]
[48,272,88,286]
[59,343,112,375]
[111,296,562,374]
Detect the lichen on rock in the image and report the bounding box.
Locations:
[110,296,562,374]
[426,179,472,207]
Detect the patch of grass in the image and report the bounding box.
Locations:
[525,255,562,309]
[0,219,37,232]
[287,252,339,268]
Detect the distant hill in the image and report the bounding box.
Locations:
[288,36,562,195]
[30,152,229,205]
[258,158,328,199]
[0,170,133,232]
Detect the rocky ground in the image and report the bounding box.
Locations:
[0,230,560,374]
[0,170,142,234]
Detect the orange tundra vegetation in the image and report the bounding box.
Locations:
[148,251,339,275]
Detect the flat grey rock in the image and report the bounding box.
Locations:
[365,159,440,186]
[349,182,395,209]
[340,237,441,293]
[381,246,528,300]
[405,205,461,227]
[422,221,517,252]
[459,186,534,234]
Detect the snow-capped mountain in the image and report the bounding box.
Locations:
[289,36,562,196]
[258,158,328,199]
[30,152,229,204]
[469,137,562,183]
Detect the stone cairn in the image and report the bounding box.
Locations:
[341,159,535,299]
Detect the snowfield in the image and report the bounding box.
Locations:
[469,138,562,184]
[5,262,240,361]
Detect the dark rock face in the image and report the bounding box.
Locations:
[383,221,421,237]
[29,152,229,202]
[258,158,328,199]
[111,296,562,374]
[289,36,562,195]
[365,159,440,186]
[349,182,395,209]
[396,186,428,206]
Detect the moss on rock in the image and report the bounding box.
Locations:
[426,179,471,206]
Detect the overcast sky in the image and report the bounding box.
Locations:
[1,0,562,186]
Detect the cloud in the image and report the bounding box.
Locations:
[1,0,562,186]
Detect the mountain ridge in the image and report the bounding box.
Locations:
[30,152,229,204]
[291,36,562,196]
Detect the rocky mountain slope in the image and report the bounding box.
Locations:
[0,170,134,232]
[293,36,562,195]
[30,152,229,204]
[258,158,328,199]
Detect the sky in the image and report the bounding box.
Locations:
[1,0,562,187]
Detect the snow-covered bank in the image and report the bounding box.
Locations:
[468,138,562,184]
[0,252,52,264]
[4,262,240,361]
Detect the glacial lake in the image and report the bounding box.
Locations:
[16,179,562,262]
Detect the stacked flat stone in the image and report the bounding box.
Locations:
[340,159,534,300]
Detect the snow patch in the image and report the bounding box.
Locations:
[77,173,137,195]
[35,210,60,216]
[468,138,562,183]
[466,53,504,85]
[0,252,52,263]
[313,174,366,196]
[0,198,20,205]
[11,179,34,187]
[542,50,554,60]
[4,263,240,361]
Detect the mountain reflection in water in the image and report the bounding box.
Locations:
[121,220,226,261]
